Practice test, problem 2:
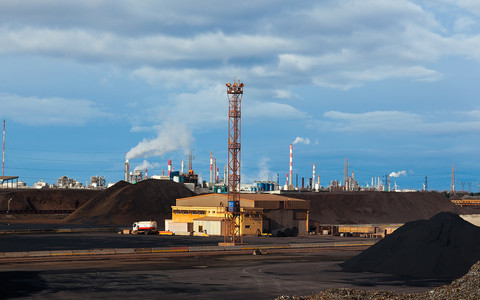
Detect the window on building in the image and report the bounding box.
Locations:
[245,225,251,229]
[199,211,206,215]
[182,211,188,214]
[192,211,198,215]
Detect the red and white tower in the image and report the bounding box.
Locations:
[168,159,172,177]
[289,144,293,186]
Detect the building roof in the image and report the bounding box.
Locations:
[176,193,309,210]
[0,176,19,181]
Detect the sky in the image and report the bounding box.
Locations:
[1,0,480,192]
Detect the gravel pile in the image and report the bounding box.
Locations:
[63,179,195,226]
[275,260,480,300]
[288,191,463,224]
[340,212,480,279]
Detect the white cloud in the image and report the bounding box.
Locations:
[319,110,480,135]
[0,93,111,126]
[454,17,476,32]
[390,170,407,177]
[292,137,310,145]
[0,1,478,91]
[244,101,308,120]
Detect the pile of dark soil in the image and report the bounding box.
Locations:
[63,179,195,227]
[0,189,100,211]
[288,192,463,224]
[340,212,480,279]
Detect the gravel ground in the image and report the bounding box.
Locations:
[275,260,480,300]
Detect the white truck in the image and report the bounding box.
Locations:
[131,220,158,235]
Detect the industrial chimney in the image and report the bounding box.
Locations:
[124,158,130,182]
[289,144,293,186]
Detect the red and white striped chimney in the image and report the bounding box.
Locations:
[145,169,148,180]
[216,166,219,181]
[289,144,293,185]
[168,159,172,177]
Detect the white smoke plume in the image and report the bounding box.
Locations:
[292,137,310,145]
[257,157,271,181]
[126,123,192,160]
[134,160,160,171]
[389,170,407,177]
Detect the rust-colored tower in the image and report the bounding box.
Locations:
[225,79,244,244]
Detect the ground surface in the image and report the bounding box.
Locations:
[0,246,449,299]
[0,231,451,299]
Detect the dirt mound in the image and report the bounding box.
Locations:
[288,191,462,224]
[340,212,480,279]
[63,179,195,226]
[0,189,100,211]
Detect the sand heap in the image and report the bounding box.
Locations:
[289,192,462,224]
[63,179,195,226]
[341,212,480,279]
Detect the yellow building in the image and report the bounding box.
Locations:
[166,193,309,236]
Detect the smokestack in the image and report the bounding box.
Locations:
[124,157,130,182]
[210,151,213,184]
[145,169,148,180]
[216,166,219,182]
[2,120,4,176]
[181,160,184,174]
[214,158,217,183]
[289,144,293,185]
[224,165,227,185]
[188,152,193,173]
[312,163,315,190]
[168,159,172,178]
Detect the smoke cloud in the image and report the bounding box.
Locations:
[126,123,192,160]
[257,157,271,181]
[292,136,310,145]
[389,170,407,177]
[134,160,160,171]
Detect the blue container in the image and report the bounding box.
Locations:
[228,201,235,212]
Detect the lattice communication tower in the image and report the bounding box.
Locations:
[225,79,244,244]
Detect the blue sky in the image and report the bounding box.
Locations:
[1,0,480,191]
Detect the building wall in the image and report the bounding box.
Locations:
[171,206,226,223]
[194,219,223,235]
[242,214,263,236]
[264,209,308,234]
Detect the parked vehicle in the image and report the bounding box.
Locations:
[132,220,157,235]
